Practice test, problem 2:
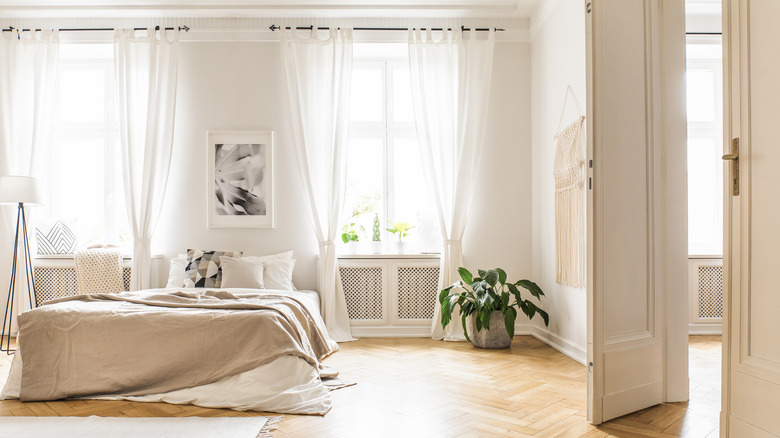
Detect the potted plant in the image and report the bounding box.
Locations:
[439,267,550,349]
[386,220,414,253]
[370,213,382,254]
[341,222,364,254]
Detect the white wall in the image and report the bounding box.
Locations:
[154,41,320,290]
[155,38,534,294]
[530,0,587,363]
[463,41,533,284]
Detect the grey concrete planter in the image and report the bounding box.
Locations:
[465,311,512,349]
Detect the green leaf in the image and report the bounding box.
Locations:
[516,279,545,299]
[484,270,499,288]
[440,299,452,328]
[341,233,350,243]
[462,313,471,343]
[496,268,507,285]
[504,307,517,339]
[537,308,550,326]
[481,310,492,330]
[523,300,537,320]
[475,315,483,332]
[477,269,488,280]
[507,283,523,306]
[439,288,451,304]
[458,267,473,284]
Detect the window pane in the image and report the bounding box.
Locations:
[688,137,723,255]
[686,70,716,122]
[57,138,106,245]
[59,68,105,123]
[392,67,415,122]
[344,137,384,244]
[349,68,383,122]
[59,43,113,60]
[393,137,439,252]
[354,43,407,59]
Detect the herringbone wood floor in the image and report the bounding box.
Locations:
[0,336,721,437]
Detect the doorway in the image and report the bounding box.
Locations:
[685,0,723,434]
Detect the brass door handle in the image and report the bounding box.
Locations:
[723,138,739,196]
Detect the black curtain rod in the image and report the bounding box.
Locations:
[2,25,190,33]
[686,32,722,35]
[270,24,504,32]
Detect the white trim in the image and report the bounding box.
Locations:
[337,253,440,260]
[350,325,432,338]
[529,0,560,40]
[688,323,722,335]
[531,325,588,365]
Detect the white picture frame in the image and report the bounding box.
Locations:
[207,130,274,228]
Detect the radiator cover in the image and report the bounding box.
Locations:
[339,257,440,336]
[688,258,723,334]
[32,256,162,306]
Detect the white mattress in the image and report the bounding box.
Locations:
[1,288,334,415]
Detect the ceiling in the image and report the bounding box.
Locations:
[0,0,541,18]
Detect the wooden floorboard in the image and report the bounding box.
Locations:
[0,335,721,437]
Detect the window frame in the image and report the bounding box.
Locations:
[46,43,126,247]
[346,52,432,253]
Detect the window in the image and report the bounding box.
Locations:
[342,44,439,254]
[686,36,723,256]
[39,43,129,249]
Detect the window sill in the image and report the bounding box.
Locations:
[337,253,440,260]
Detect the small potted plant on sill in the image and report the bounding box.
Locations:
[341,222,364,254]
[386,220,414,253]
[370,213,382,254]
[439,267,550,349]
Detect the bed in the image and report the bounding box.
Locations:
[0,287,341,415]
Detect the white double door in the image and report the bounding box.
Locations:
[586,0,780,434]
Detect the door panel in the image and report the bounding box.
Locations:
[587,0,665,423]
[725,0,780,436]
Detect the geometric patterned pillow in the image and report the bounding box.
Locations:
[36,219,78,255]
[183,249,242,288]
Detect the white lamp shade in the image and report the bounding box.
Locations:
[0,176,44,205]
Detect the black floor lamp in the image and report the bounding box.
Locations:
[0,176,43,354]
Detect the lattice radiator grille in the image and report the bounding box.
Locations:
[34,266,132,305]
[697,265,723,319]
[340,267,384,320]
[397,266,439,320]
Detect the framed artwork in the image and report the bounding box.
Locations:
[207,130,274,228]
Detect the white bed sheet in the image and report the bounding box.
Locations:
[1,288,334,415]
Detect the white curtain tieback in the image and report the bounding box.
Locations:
[444,240,461,245]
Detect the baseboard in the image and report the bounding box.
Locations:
[350,325,432,337]
[530,326,587,365]
[688,323,722,335]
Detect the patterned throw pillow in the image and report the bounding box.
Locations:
[36,219,77,255]
[183,249,242,288]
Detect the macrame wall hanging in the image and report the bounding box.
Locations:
[553,86,585,288]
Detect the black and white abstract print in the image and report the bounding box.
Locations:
[214,143,267,216]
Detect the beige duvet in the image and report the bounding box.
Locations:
[17,289,339,403]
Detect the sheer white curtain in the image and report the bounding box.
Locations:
[0,29,59,330]
[280,28,355,342]
[408,28,495,341]
[114,28,179,291]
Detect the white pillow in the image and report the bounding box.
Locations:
[165,255,188,288]
[243,250,295,290]
[220,256,265,289]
